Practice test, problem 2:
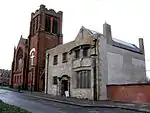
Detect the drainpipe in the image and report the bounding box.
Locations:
[46,53,49,94]
[91,38,98,101]
[94,39,97,101]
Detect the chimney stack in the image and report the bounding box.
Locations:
[139,38,145,54]
[103,22,112,44]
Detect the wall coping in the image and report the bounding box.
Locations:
[107,83,150,86]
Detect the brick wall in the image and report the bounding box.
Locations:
[107,84,150,103]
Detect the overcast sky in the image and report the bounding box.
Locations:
[0,0,150,77]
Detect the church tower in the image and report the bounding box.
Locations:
[27,4,63,91]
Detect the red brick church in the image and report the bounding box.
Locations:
[10,4,63,91]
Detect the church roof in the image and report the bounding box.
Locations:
[18,35,27,46]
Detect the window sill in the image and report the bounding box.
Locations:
[72,56,91,61]
[53,64,58,66]
[75,88,91,89]
[83,56,90,58]
[62,60,68,63]
[72,58,80,61]
[45,32,57,36]
[53,62,58,65]
[13,70,22,74]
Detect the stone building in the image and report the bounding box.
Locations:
[45,23,147,100]
[0,69,11,86]
[10,4,63,91]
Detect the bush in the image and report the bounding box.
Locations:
[0,102,31,113]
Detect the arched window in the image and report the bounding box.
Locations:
[16,48,23,71]
[18,59,23,71]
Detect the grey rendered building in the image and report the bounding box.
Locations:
[45,23,147,100]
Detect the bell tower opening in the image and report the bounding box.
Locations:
[30,14,39,37]
[45,15,51,33]
[29,4,63,43]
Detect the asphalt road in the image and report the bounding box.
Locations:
[0,89,144,113]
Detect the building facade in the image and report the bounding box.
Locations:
[0,69,11,86]
[45,23,147,100]
[10,4,63,91]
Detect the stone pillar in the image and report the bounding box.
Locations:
[39,4,46,32]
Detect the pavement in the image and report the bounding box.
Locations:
[0,86,150,113]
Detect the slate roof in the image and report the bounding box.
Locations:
[86,28,142,54]
[112,38,141,54]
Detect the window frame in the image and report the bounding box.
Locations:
[53,55,58,65]
[83,48,89,57]
[62,52,68,63]
[53,76,58,85]
[76,70,91,89]
[74,49,80,59]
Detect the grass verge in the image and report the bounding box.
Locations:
[0,100,31,113]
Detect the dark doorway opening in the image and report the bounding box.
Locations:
[61,80,68,96]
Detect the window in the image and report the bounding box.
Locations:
[18,59,22,71]
[53,76,57,85]
[53,55,58,65]
[83,48,88,57]
[76,70,91,88]
[16,48,23,71]
[75,49,80,59]
[45,16,51,32]
[62,52,67,63]
[52,19,58,34]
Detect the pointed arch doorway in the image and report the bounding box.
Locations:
[58,75,70,97]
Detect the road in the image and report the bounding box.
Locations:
[0,89,144,113]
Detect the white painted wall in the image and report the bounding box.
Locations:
[107,45,147,84]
